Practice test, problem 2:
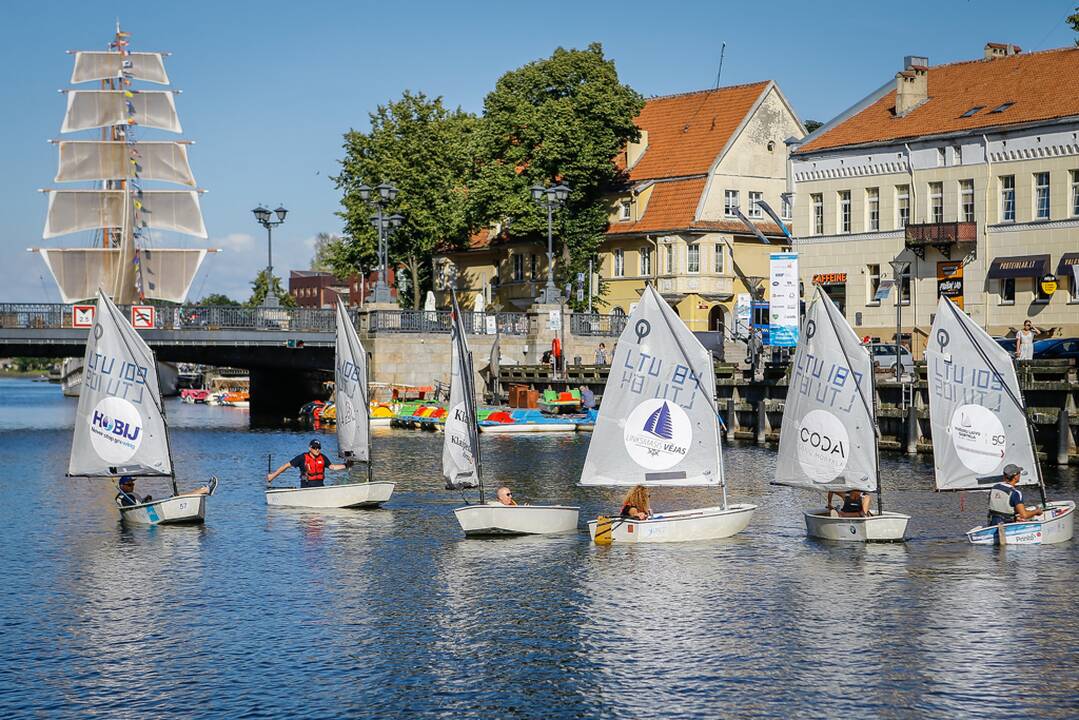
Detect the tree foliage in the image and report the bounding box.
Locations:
[310,232,340,272]
[333,91,477,308]
[803,119,823,133]
[245,269,295,307]
[468,43,644,307]
[1069,6,1079,45]
[196,292,240,306]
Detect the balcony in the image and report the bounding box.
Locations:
[904,221,977,259]
[656,274,734,302]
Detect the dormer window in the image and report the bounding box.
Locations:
[990,102,1014,114]
[619,199,632,221]
[961,106,984,118]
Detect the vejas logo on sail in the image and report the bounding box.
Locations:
[624,399,691,470]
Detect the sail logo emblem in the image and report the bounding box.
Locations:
[624,399,691,470]
[949,403,1007,474]
[88,396,144,464]
[796,409,850,483]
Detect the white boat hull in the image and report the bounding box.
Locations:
[804,510,911,542]
[587,504,756,544]
[454,504,580,536]
[369,417,392,427]
[966,500,1074,545]
[479,423,578,434]
[265,481,395,508]
[120,494,206,525]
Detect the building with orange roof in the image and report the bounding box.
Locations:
[435,80,805,338]
[790,43,1079,354]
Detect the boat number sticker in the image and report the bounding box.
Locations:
[623,398,691,470]
[339,396,356,428]
[89,396,144,464]
[950,404,1006,473]
[796,409,850,483]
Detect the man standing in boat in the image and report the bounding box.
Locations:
[267,439,348,488]
[987,464,1044,525]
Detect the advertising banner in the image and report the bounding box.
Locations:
[769,252,799,347]
[734,293,751,340]
[936,261,964,309]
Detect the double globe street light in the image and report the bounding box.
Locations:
[252,204,288,308]
[530,183,570,305]
[356,183,404,304]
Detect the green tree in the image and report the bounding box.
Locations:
[468,43,644,308]
[196,292,240,306]
[1069,6,1079,45]
[804,119,824,133]
[245,269,295,307]
[310,232,339,272]
[334,91,477,308]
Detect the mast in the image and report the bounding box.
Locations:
[365,336,373,484]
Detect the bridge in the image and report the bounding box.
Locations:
[0,303,622,420]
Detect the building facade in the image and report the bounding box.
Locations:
[790,43,1079,355]
[288,270,349,308]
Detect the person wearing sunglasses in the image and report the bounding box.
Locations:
[488,486,518,506]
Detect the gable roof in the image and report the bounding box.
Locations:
[624,81,771,180]
[797,46,1079,154]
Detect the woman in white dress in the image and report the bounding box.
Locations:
[1015,319,1040,361]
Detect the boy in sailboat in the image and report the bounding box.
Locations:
[115,476,214,507]
[266,439,348,488]
[987,465,1044,526]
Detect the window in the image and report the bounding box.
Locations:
[530,253,538,280]
[664,244,675,273]
[936,148,946,167]
[748,191,763,218]
[896,185,910,228]
[896,264,911,306]
[724,190,740,217]
[960,179,974,222]
[781,194,792,219]
[866,187,879,231]
[613,248,624,277]
[639,246,652,276]
[1071,267,1079,302]
[687,243,700,273]
[838,190,851,233]
[867,263,881,305]
[929,182,943,223]
[1072,170,1079,217]
[512,254,524,281]
[1034,172,1050,220]
[1000,175,1015,222]
[990,102,1013,114]
[812,193,823,234]
[618,200,632,221]
[714,242,725,273]
[961,106,984,118]
[998,277,1015,305]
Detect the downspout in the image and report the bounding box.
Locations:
[982,134,992,331]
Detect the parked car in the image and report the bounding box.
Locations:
[867,342,914,374]
[1033,338,1079,360]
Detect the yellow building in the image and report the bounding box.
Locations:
[790,43,1079,354]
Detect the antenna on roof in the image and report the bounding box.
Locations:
[714,42,726,88]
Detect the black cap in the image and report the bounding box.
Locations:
[1003,463,1022,477]
[309,439,321,449]
[119,475,135,484]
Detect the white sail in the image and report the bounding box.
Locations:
[580,284,723,487]
[926,296,1039,490]
[62,90,181,134]
[43,189,124,238]
[335,297,369,461]
[133,190,207,238]
[442,290,480,490]
[38,248,208,304]
[774,286,877,492]
[69,291,172,477]
[56,141,196,186]
[71,51,169,85]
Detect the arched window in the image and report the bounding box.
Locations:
[611,306,626,317]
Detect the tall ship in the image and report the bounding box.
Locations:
[32,25,214,396]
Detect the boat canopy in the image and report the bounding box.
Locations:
[334,297,369,462]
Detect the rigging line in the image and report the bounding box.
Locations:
[682,42,727,133]
[816,287,877,440]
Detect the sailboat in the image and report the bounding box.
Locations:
[444,290,579,536]
[69,291,215,525]
[927,296,1074,545]
[774,286,910,542]
[581,285,755,543]
[266,297,395,508]
[31,26,215,396]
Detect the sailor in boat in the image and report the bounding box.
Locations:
[266,439,348,488]
[827,490,872,517]
[487,486,518,506]
[115,476,214,508]
[987,464,1045,526]
[620,485,652,521]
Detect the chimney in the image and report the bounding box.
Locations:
[626,129,649,168]
[895,55,929,116]
[984,42,1022,60]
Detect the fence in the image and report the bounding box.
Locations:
[0,303,337,333]
[569,313,627,337]
[367,310,529,335]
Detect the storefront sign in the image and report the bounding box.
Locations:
[769,252,799,347]
[936,261,964,309]
[1040,274,1058,296]
[812,272,847,284]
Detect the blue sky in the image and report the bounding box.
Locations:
[2,0,1076,302]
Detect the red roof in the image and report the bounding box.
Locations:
[798,46,1079,153]
[607,177,785,237]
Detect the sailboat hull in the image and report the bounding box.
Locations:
[454,505,580,536]
[587,504,756,544]
[119,495,206,525]
[966,501,1074,545]
[804,510,911,542]
[266,482,395,509]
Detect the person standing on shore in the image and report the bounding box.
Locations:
[594,343,608,365]
[1015,320,1039,361]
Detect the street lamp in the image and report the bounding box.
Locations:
[357,182,402,304]
[530,182,570,304]
[889,257,911,381]
[252,204,288,307]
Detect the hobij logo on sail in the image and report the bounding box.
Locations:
[88,396,144,463]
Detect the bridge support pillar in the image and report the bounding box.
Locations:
[249,367,328,425]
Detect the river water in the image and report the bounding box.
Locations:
[1,377,1076,719]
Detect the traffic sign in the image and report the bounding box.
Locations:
[72,305,95,328]
[130,305,156,329]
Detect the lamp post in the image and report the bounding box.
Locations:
[356,183,402,304]
[252,204,288,307]
[530,182,570,304]
[889,257,911,381]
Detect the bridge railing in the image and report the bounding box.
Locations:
[0,303,337,332]
[367,310,529,335]
[569,313,627,337]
